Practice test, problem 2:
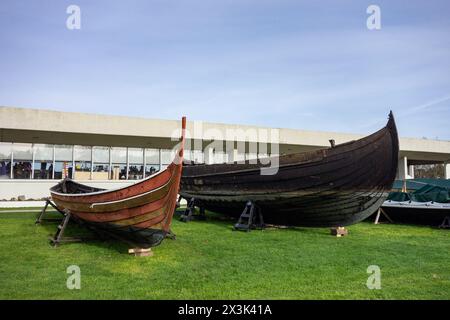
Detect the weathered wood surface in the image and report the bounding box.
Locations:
[180,112,399,227]
[49,117,186,247]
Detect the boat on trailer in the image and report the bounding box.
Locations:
[46,117,186,247]
[180,112,399,229]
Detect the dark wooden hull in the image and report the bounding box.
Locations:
[50,118,186,247]
[180,112,399,227]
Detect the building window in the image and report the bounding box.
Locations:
[183,149,192,161]
[145,148,160,177]
[0,142,12,179]
[55,145,73,179]
[246,153,258,162]
[74,145,92,180]
[92,146,110,180]
[160,149,174,170]
[111,147,127,180]
[192,150,204,164]
[128,148,144,180]
[12,143,33,179]
[33,144,53,179]
[214,151,226,164]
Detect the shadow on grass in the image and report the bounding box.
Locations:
[34,212,130,254]
[174,208,326,236]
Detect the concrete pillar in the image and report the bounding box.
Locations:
[204,148,214,164]
[445,163,450,179]
[397,156,408,180]
[408,165,415,179]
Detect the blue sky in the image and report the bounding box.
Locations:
[0,0,449,139]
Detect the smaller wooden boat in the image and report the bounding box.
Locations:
[48,117,186,247]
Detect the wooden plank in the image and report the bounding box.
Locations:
[330,227,348,237]
[128,248,153,257]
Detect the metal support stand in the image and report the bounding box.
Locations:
[374,207,393,224]
[165,229,177,240]
[50,210,84,247]
[180,198,206,222]
[36,198,65,224]
[42,204,144,248]
[234,201,265,232]
[439,216,450,229]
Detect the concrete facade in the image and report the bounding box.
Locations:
[1,106,449,199]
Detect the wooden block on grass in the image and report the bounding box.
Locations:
[330,227,348,237]
[128,248,153,257]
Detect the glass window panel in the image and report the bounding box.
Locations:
[111,147,127,163]
[13,143,33,160]
[145,148,159,164]
[128,164,143,180]
[12,161,32,179]
[34,144,53,161]
[93,163,109,172]
[74,146,91,161]
[110,164,127,180]
[75,161,91,172]
[192,150,204,164]
[93,146,110,163]
[0,161,11,179]
[0,142,12,160]
[33,160,53,179]
[0,143,12,179]
[183,150,192,161]
[145,164,160,177]
[161,149,173,164]
[128,148,143,164]
[55,145,73,161]
[54,161,73,180]
[213,151,226,164]
[12,143,32,179]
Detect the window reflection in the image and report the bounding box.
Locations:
[145,149,160,177]
[92,147,110,180]
[12,143,33,179]
[33,144,53,179]
[74,146,92,180]
[111,147,127,180]
[0,143,12,179]
[55,145,73,179]
[0,143,184,181]
[128,148,143,180]
[145,164,159,177]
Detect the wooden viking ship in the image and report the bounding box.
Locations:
[180,112,399,228]
[47,117,186,247]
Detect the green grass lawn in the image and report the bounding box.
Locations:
[0,209,449,299]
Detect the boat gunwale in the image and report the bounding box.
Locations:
[50,162,172,198]
[182,114,396,179]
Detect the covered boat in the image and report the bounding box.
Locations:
[180,112,399,227]
[380,182,450,227]
[49,117,186,247]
